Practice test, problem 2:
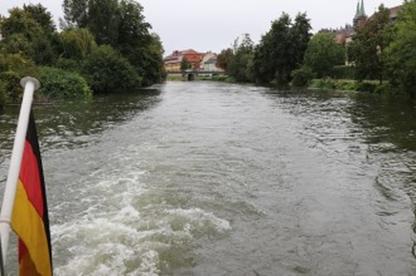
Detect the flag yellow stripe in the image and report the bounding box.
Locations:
[12,180,52,276]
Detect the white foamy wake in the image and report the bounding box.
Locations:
[51,161,231,275]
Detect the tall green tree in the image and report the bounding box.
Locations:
[62,0,164,86]
[216,48,234,72]
[228,34,254,82]
[304,32,345,78]
[385,0,416,95]
[252,12,311,86]
[60,28,97,59]
[0,5,57,65]
[348,5,392,83]
[82,45,142,93]
[23,4,56,34]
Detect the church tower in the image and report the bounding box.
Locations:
[353,0,367,28]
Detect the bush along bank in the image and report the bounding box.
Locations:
[0,1,165,111]
[308,78,392,93]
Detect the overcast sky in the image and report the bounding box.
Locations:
[0,0,403,55]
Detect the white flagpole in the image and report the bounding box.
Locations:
[0,77,40,265]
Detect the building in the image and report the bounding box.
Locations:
[353,0,367,29]
[200,52,222,72]
[335,0,402,45]
[164,51,182,72]
[388,5,402,22]
[163,49,204,73]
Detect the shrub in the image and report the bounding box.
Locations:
[374,83,392,94]
[0,53,37,75]
[310,78,336,90]
[55,57,82,72]
[0,81,6,111]
[82,45,142,94]
[0,71,23,102]
[304,32,345,78]
[356,82,377,93]
[291,66,314,88]
[334,80,358,91]
[332,65,355,80]
[60,28,96,59]
[38,66,92,99]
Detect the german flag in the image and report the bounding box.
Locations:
[11,112,52,276]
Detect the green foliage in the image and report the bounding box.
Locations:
[304,32,345,78]
[55,57,82,72]
[0,71,24,102]
[374,83,393,94]
[356,82,378,93]
[291,66,314,88]
[63,0,164,86]
[60,28,96,59]
[0,53,36,74]
[0,7,42,38]
[38,66,92,99]
[217,48,233,71]
[348,5,392,82]
[0,33,32,56]
[385,0,416,95]
[228,34,254,82]
[23,4,56,34]
[82,45,142,94]
[180,57,192,71]
[0,5,57,65]
[252,12,312,86]
[310,78,337,90]
[0,81,6,111]
[332,65,355,80]
[0,53,38,102]
[309,78,384,93]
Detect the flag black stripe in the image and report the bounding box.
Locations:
[25,112,53,271]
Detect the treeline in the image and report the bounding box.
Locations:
[217,13,312,86]
[217,0,416,96]
[0,0,165,110]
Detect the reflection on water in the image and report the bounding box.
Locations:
[0,82,416,275]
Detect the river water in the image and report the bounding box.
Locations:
[1,81,416,275]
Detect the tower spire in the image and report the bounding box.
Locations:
[360,0,366,16]
[355,2,360,18]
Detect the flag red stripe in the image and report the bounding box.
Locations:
[19,140,44,217]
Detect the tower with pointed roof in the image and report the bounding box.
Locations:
[353,0,367,28]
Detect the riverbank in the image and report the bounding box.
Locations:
[308,79,391,93]
[166,74,392,94]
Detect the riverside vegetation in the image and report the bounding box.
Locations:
[217,1,416,96]
[0,0,165,111]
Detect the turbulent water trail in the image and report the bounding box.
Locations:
[1,82,416,275]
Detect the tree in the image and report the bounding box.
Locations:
[291,13,312,68]
[228,34,254,82]
[304,32,345,78]
[216,48,234,71]
[385,0,416,95]
[180,57,191,72]
[63,0,89,27]
[62,0,164,86]
[252,12,311,86]
[82,45,142,94]
[23,4,56,34]
[348,5,392,83]
[0,5,57,65]
[60,28,96,59]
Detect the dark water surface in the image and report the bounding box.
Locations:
[1,81,416,275]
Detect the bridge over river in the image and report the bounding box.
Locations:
[0,81,416,275]
[167,70,226,80]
